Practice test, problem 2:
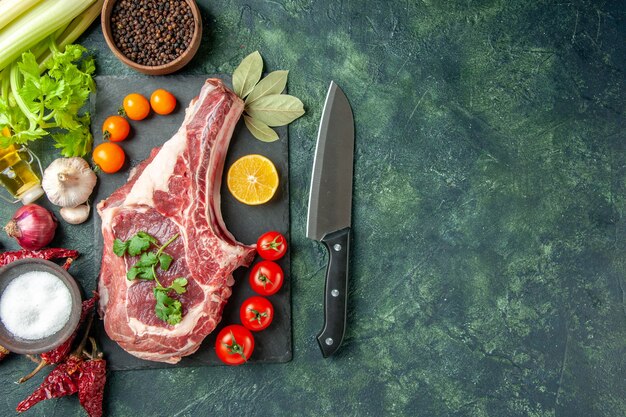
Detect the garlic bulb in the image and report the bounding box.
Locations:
[60,204,90,224]
[42,157,97,208]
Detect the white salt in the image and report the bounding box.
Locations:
[0,271,72,340]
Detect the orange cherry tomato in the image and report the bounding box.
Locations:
[122,93,150,120]
[150,89,177,115]
[102,115,130,142]
[93,142,125,174]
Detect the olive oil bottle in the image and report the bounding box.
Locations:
[0,145,44,204]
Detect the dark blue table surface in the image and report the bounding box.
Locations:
[1,1,625,416]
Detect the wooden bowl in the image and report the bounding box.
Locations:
[101,0,203,75]
[0,259,82,354]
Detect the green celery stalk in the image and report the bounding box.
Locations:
[0,68,8,101]
[0,0,96,72]
[9,64,38,129]
[37,0,105,71]
[30,26,70,66]
[0,0,42,31]
[57,0,104,49]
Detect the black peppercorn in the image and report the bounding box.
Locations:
[110,0,194,66]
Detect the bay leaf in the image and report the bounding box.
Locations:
[232,51,263,99]
[246,94,305,127]
[244,115,279,142]
[245,70,289,104]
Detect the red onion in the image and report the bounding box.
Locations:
[4,204,57,250]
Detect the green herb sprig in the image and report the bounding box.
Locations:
[232,51,305,142]
[113,231,188,325]
[0,44,95,156]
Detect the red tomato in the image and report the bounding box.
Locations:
[102,115,130,142]
[240,296,274,331]
[256,231,287,261]
[249,260,284,296]
[215,324,254,365]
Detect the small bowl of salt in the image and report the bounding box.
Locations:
[0,259,82,354]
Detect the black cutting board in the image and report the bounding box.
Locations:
[91,75,291,370]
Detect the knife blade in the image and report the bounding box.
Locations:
[306,81,354,357]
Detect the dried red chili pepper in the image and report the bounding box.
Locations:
[0,344,9,361]
[17,310,97,413]
[41,294,98,364]
[0,248,79,267]
[16,355,82,413]
[18,293,98,383]
[78,358,106,417]
[77,337,106,417]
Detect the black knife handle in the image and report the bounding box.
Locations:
[316,227,350,357]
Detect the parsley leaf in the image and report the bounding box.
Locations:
[169,278,188,295]
[113,231,158,257]
[153,289,183,325]
[126,252,158,281]
[127,266,152,281]
[127,232,157,256]
[127,265,154,281]
[135,251,158,267]
[115,231,188,324]
[113,239,128,257]
[136,232,159,244]
[126,267,141,281]
[151,278,188,325]
[158,253,173,271]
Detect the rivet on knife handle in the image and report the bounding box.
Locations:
[316,227,350,357]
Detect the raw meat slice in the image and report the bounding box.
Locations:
[97,79,255,364]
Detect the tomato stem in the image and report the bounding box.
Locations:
[223,331,247,361]
[248,308,268,325]
[258,273,273,289]
[262,235,284,252]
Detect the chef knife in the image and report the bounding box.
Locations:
[306,81,354,358]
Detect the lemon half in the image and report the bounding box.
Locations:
[227,154,279,205]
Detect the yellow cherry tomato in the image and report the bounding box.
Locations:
[123,93,150,121]
[150,89,177,115]
[93,142,125,173]
[102,115,130,142]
